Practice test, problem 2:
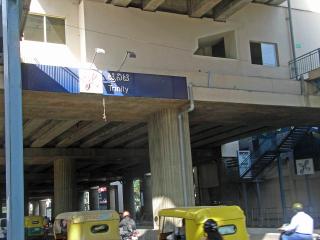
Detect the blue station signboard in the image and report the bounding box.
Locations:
[21,63,188,100]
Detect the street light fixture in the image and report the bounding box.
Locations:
[118,50,137,71]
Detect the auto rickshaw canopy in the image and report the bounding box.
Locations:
[158,206,245,224]
[24,215,45,228]
[55,210,119,224]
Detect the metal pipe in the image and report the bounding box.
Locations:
[2,0,25,239]
[287,0,299,82]
[255,181,262,226]
[242,182,248,221]
[178,84,194,206]
[277,156,287,222]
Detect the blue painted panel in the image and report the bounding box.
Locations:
[21,63,188,99]
[21,63,79,93]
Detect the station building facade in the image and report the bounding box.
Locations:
[1,0,320,228]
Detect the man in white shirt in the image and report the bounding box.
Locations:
[279,203,313,240]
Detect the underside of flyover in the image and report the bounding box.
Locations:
[1,89,320,204]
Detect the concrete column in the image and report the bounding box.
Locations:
[122,177,135,216]
[54,159,76,216]
[39,200,47,217]
[141,174,153,222]
[89,187,100,210]
[24,181,29,216]
[78,191,85,211]
[32,201,40,216]
[148,109,195,224]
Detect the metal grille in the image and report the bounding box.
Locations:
[289,48,320,79]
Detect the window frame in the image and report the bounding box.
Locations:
[249,41,279,67]
[24,13,66,44]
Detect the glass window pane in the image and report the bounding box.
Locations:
[24,14,44,42]
[261,43,278,67]
[250,42,263,65]
[46,17,66,44]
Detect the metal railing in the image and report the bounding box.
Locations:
[247,207,320,228]
[239,132,288,179]
[34,64,79,93]
[289,48,320,79]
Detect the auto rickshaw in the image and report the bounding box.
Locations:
[24,215,45,239]
[53,210,120,240]
[157,206,249,240]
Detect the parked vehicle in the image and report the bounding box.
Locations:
[157,206,249,240]
[0,218,6,240]
[25,216,45,239]
[53,210,120,240]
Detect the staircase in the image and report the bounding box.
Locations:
[239,127,310,180]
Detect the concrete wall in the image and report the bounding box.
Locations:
[17,0,320,96]
[20,0,81,66]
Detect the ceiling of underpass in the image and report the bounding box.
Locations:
[104,0,286,21]
[1,90,320,198]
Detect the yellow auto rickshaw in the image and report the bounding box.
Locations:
[53,210,120,240]
[157,206,249,240]
[24,215,45,239]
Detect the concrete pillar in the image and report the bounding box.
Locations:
[54,159,76,216]
[148,109,195,224]
[39,200,47,217]
[89,187,100,210]
[78,191,85,211]
[141,174,153,222]
[24,181,29,216]
[122,177,135,216]
[32,201,40,216]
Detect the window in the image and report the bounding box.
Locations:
[250,42,278,67]
[194,31,237,59]
[91,224,109,234]
[218,225,237,235]
[24,14,66,44]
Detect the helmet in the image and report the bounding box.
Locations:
[204,219,218,233]
[292,203,303,212]
[122,211,130,218]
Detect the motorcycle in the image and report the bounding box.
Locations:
[120,229,139,240]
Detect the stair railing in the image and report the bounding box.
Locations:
[289,48,320,79]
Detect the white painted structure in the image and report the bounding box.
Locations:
[17,0,320,106]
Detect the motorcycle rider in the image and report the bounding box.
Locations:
[120,211,137,240]
[278,203,313,240]
[203,219,223,240]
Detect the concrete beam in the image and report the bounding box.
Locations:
[211,126,272,147]
[192,126,245,147]
[31,120,78,147]
[103,124,147,147]
[111,0,133,7]
[213,0,251,22]
[0,148,148,165]
[23,119,48,140]
[80,122,137,147]
[125,135,148,147]
[143,0,166,11]
[267,0,286,5]
[191,0,222,18]
[56,121,107,147]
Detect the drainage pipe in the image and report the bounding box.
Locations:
[178,84,195,206]
[288,0,299,84]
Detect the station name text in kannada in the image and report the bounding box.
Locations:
[106,72,130,94]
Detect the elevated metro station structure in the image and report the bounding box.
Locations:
[1,0,320,237]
